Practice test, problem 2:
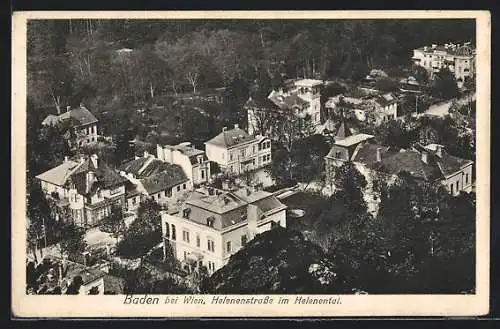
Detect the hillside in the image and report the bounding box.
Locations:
[203,227,338,294]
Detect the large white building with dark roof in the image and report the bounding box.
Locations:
[204,124,272,176]
[160,186,287,274]
[411,42,475,84]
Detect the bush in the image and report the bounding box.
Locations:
[116,228,161,259]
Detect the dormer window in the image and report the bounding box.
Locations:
[206,216,215,227]
[182,208,191,219]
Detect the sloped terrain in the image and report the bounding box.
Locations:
[204,228,338,294]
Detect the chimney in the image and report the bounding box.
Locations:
[435,145,443,158]
[376,147,382,162]
[143,150,149,158]
[66,105,71,113]
[222,179,230,191]
[247,204,259,239]
[90,154,98,169]
[246,187,252,196]
[64,156,69,163]
[80,156,86,164]
[234,123,239,129]
[421,151,428,164]
[222,127,227,132]
[432,44,437,49]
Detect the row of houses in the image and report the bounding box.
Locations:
[324,120,474,213]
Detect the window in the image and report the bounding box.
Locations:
[164,191,167,197]
[241,235,247,246]
[183,183,186,190]
[240,149,246,158]
[450,184,454,195]
[207,239,215,252]
[165,222,170,238]
[183,251,188,260]
[258,144,262,151]
[177,186,181,192]
[456,181,459,191]
[465,173,469,184]
[132,197,136,205]
[171,224,176,240]
[196,235,200,247]
[253,145,256,154]
[226,241,232,253]
[201,170,205,179]
[229,152,233,161]
[182,230,190,243]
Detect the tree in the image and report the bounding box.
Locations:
[374,77,400,93]
[99,204,125,239]
[116,199,162,259]
[432,68,459,100]
[52,221,87,259]
[410,64,430,85]
[269,113,316,184]
[66,275,84,294]
[26,181,54,261]
[331,162,368,216]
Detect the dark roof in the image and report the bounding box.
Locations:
[205,127,255,148]
[125,181,142,198]
[69,157,128,195]
[141,166,188,195]
[118,157,149,176]
[268,92,309,110]
[352,143,394,164]
[245,96,282,111]
[68,106,98,126]
[43,105,98,127]
[359,143,473,181]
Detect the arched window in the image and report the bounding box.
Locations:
[171,224,176,240]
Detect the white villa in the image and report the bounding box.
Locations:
[161,186,287,274]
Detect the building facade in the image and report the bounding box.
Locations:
[161,187,287,275]
[118,152,192,212]
[205,125,272,176]
[247,79,324,136]
[411,42,475,85]
[325,93,398,125]
[325,122,474,213]
[156,142,211,186]
[36,154,128,227]
[42,105,99,148]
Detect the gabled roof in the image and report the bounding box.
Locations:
[141,166,188,195]
[35,160,80,186]
[350,142,473,182]
[205,127,256,148]
[268,91,309,110]
[70,157,128,195]
[36,155,127,195]
[41,105,98,127]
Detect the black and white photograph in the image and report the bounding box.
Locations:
[12,11,490,317]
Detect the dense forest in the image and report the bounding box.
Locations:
[28,19,475,111]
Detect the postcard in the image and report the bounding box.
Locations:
[12,10,490,318]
